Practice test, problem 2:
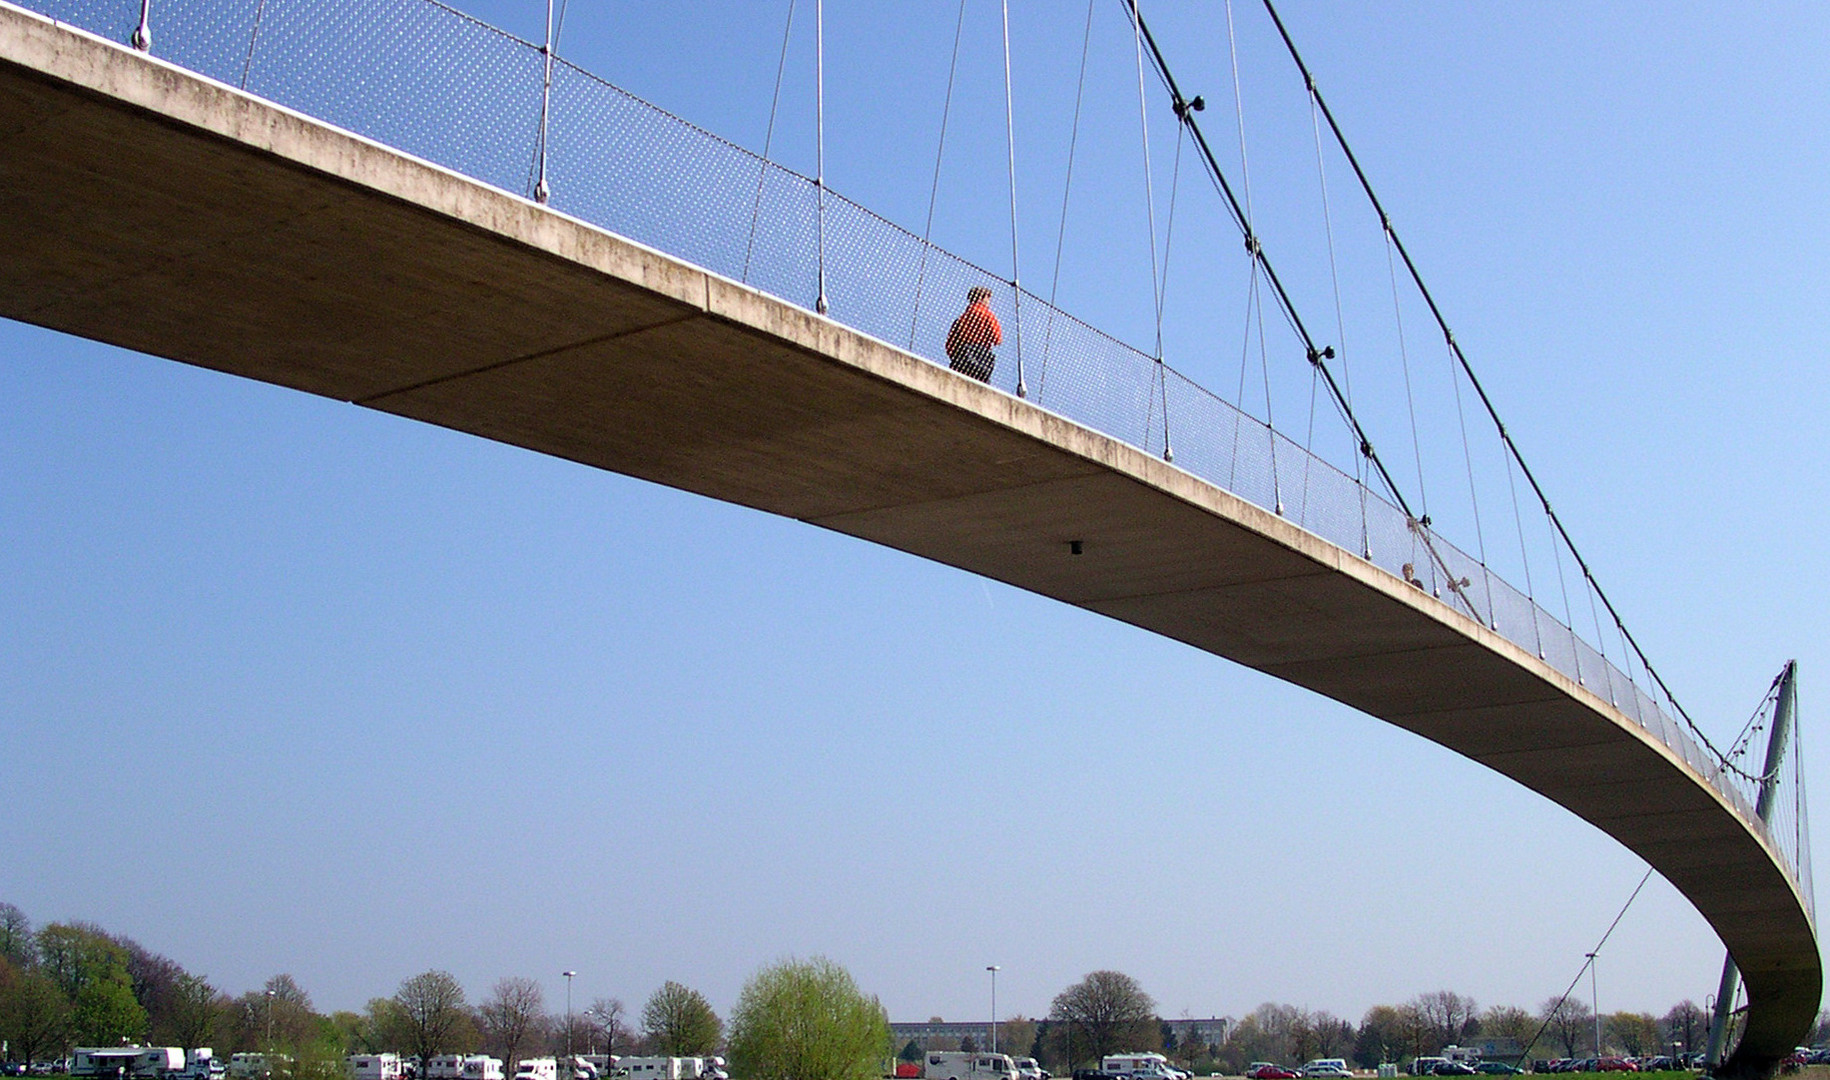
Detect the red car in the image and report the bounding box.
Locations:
[1248,1068,1300,1080]
[1594,1061,1637,1073]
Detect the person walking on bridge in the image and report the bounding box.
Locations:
[946,285,1002,383]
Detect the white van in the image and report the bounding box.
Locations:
[513,1061,557,1080]
[614,1061,703,1080]
[924,1054,1017,1080]
[1102,1056,1181,1080]
[459,1059,503,1080]
[350,1056,402,1080]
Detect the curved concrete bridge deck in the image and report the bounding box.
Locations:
[0,6,1814,1071]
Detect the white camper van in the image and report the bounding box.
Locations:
[924,1054,1017,1080]
[349,1056,403,1080]
[1102,1056,1181,1080]
[72,1049,186,1079]
[513,1060,557,1080]
[459,1059,503,1080]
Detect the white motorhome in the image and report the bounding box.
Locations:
[513,1060,557,1080]
[182,1051,222,1080]
[924,1054,1017,1080]
[613,1061,704,1080]
[459,1059,503,1080]
[350,1056,403,1080]
[1102,1056,1180,1080]
[427,1058,472,1080]
[229,1054,291,1080]
[72,1049,186,1079]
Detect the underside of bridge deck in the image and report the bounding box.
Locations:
[0,6,1814,1073]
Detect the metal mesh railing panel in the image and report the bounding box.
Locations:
[28,0,133,42]
[22,0,1807,899]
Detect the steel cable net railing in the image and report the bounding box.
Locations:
[29,0,1810,915]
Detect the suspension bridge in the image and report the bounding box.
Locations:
[0,0,1815,1073]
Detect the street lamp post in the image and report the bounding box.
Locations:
[564,972,578,1073]
[987,967,1000,1056]
[1585,954,1601,1056]
[265,989,276,1049]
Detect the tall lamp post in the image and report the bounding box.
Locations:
[564,972,578,1070]
[1585,954,1601,1056]
[987,967,1000,1055]
[265,989,276,1050]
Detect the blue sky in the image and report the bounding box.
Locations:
[5,0,1829,1031]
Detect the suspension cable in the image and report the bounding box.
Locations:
[1000,0,1026,398]
[1516,867,1656,1066]
[813,0,828,314]
[1039,0,1097,401]
[742,0,798,284]
[1259,0,1743,774]
[1129,0,1172,462]
[1121,1,1413,522]
[907,0,968,348]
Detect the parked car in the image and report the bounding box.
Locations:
[1247,1067,1299,1080]
[1473,1065,1521,1075]
[1301,1062,1352,1079]
[1430,1065,1476,1077]
[1593,1061,1636,1074]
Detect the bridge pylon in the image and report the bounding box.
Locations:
[1709,660,1808,1080]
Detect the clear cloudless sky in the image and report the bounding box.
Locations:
[4,0,1829,1033]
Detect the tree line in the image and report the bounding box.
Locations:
[1009,978,1830,1074]
[9,904,1829,1080]
[0,904,890,1080]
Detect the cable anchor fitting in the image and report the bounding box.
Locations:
[1306,345,1335,367]
[1172,94,1205,120]
[1244,234,1262,257]
[1359,438,1373,459]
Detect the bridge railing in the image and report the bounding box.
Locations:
[20,0,1809,914]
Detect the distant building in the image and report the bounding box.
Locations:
[891,1021,995,1052]
[1163,1018,1233,1053]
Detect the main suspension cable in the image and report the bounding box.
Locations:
[1258,0,1744,775]
[1121,1,1415,526]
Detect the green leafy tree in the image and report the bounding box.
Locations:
[394,972,470,1072]
[1049,972,1157,1065]
[899,1042,924,1064]
[0,905,33,970]
[162,973,224,1050]
[641,982,721,1057]
[727,957,890,1080]
[0,963,72,1063]
[73,966,147,1044]
[1605,1013,1660,1057]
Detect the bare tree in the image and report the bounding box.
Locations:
[1662,1002,1706,1057]
[1049,972,1157,1064]
[1540,998,1594,1058]
[478,978,547,1072]
[396,971,469,1072]
[585,999,630,1057]
[1415,993,1478,1053]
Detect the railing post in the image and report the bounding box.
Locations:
[131,0,151,50]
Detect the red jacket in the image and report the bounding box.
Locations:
[946,300,1002,355]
